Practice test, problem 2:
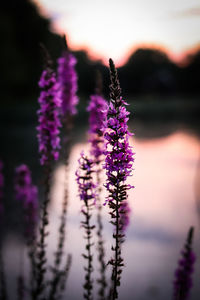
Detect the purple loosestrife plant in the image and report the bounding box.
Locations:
[103,59,134,299]
[48,44,79,300]
[173,227,196,300]
[37,65,61,166]
[15,165,38,241]
[36,49,61,300]
[58,45,79,129]
[87,94,107,160]
[58,50,79,119]
[15,164,38,299]
[76,152,96,300]
[87,93,107,299]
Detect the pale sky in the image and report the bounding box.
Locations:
[34,0,200,65]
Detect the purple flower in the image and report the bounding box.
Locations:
[15,165,38,239]
[103,59,134,299]
[173,227,196,300]
[103,60,134,206]
[119,201,131,233]
[87,94,107,160]
[76,152,96,205]
[57,51,79,116]
[37,66,61,165]
[0,160,4,216]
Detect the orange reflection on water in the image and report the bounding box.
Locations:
[133,131,200,235]
[51,130,200,236]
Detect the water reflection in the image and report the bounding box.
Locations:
[49,130,200,300]
[2,130,200,300]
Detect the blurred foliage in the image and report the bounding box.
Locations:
[0,0,63,100]
[119,49,178,96]
[0,0,200,103]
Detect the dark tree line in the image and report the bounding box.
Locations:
[118,49,200,97]
[0,0,200,102]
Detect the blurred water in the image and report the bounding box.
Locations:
[4,130,197,300]
[1,103,200,299]
[49,131,200,300]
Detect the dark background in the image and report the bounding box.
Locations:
[0,0,200,101]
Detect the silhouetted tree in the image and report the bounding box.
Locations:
[0,0,199,101]
[119,48,178,96]
[179,50,200,95]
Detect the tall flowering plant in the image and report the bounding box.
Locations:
[36,49,61,299]
[103,59,134,299]
[14,164,38,299]
[57,50,79,119]
[76,152,96,300]
[173,227,196,300]
[87,94,107,160]
[15,164,38,241]
[48,43,79,300]
[87,92,107,299]
[37,62,61,166]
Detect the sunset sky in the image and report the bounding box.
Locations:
[34,0,200,65]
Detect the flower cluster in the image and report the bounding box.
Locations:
[103,59,134,206]
[0,160,4,216]
[15,164,38,239]
[87,94,107,159]
[103,59,134,299]
[37,66,61,165]
[173,227,196,300]
[76,152,96,205]
[57,51,79,116]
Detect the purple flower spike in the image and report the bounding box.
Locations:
[103,59,134,206]
[0,160,4,216]
[87,94,107,159]
[173,227,196,300]
[37,64,61,165]
[57,51,79,116]
[104,59,135,299]
[76,152,96,205]
[15,165,38,239]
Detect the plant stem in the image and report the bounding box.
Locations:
[96,171,107,300]
[49,162,69,300]
[34,163,51,300]
[84,199,93,300]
